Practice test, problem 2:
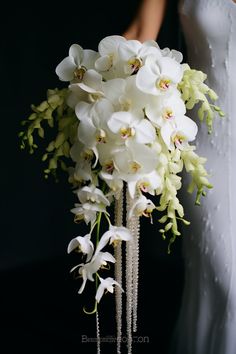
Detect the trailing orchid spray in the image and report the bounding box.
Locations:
[19,35,224,354]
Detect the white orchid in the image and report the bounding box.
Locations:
[70,141,94,182]
[66,83,89,109]
[55,44,98,82]
[76,184,110,206]
[91,250,116,269]
[107,111,156,145]
[145,89,186,127]
[67,234,94,262]
[72,161,94,183]
[112,141,159,182]
[95,225,132,254]
[128,170,162,198]
[104,225,132,244]
[136,55,184,96]
[74,69,104,100]
[76,98,114,151]
[129,195,156,219]
[161,47,183,63]
[99,169,124,197]
[71,251,116,294]
[119,76,150,116]
[71,262,95,294]
[164,116,198,150]
[95,35,126,77]
[71,202,107,225]
[96,276,123,303]
[96,143,126,195]
[118,39,161,75]
[144,89,197,148]
[73,71,126,108]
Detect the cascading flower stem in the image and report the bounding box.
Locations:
[96,212,102,246]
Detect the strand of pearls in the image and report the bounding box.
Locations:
[96,310,101,354]
[114,189,124,354]
[126,186,134,354]
[131,205,140,332]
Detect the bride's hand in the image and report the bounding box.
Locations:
[123,0,167,42]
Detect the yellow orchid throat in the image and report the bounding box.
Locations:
[172,133,186,145]
[73,66,86,81]
[96,129,107,143]
[81,149,93,162]
[139,181,150,192]
[162,108,174,119]
[104,160,114,173]
[157,78,171,90]
[130,161,141,173]
[120,126,135,139]
[128,57,143,74]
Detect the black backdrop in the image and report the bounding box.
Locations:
[0,1,185,353]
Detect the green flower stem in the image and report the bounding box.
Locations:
[83,300,98,315]
[104,212,111,226]
[90,220,99,235]
[96,212,102,247]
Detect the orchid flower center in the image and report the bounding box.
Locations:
[120,126,135,139]
[163,108,174,119]
[81,149,93,162]
[104,160,114,173]
[157,78,171,90]
[89,92,104,102]
[172,133,186,146]
[101,261,110,270]
[107,54,114,69]
[128,57,143,74]
[75,245,83,254]
[112,239,121,247]
[88,196,97,203]
[96,129,107,143]
[120,99,131,112]
[139,181,150,192]
[74,214,84,223]
[130,161,141,173]
[142,207,153,217]
[73,66,86,81]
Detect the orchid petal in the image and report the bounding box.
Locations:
[135,119,156,144]
[55,57,76,82]
[69,44,83,66]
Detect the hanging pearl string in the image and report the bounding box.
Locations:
[131,203,140,333]
[126,186,134,354]
[114,189,124,354]
[96,309,101,354]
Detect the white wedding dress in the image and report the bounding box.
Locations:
[171,1,236,354]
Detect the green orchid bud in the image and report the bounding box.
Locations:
[158,215,168,223]
[55,132,65,148]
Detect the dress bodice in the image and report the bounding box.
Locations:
[179,0,236,95]
[172,3,236,354]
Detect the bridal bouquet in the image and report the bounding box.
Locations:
[19,35,223,354]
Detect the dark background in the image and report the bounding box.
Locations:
[0,1,186,353]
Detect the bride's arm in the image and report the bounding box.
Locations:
[123,0,167,42]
